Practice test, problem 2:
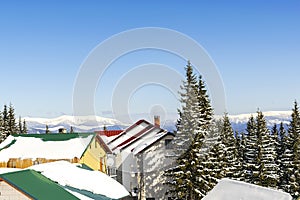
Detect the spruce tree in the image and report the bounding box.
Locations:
[18,116,22,134]
[165,61,202,199]
[287,101,300,197]
[258,112,279,188]
[23,119,27,134]
[244,115,259,184]
[165,61,214,199]
[46,124,50,134]
[220,113,239,179]
[0,112,5,142]
[2,104,9,138]
[236,132,246,181]
[8,103,17,134]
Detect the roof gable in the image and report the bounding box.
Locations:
[108,119,170,153]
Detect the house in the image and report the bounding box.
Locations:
[0,133,109,173]
[107,116,175,200]
[203,178,292,200]
[0,169,78,200]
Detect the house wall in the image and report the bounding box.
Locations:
[80,137,107,173]
[0,181,30,200]
[138,135,175,200]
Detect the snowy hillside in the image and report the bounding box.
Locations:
[24,115,128,133]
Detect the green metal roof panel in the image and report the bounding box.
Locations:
[12,133,95,141]
[0,169,79,200]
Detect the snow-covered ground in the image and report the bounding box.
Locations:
[203,178,292,200]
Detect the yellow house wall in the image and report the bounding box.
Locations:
[80,137,107,173]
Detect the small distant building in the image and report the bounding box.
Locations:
[58,128,67,133]
[0,133,110,173]
[0,169,77,200]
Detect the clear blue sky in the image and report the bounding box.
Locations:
[0,1,299,120]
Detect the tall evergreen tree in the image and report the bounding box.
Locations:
[258,112,279,188]
[236,131,246,181]
[287,101,300,197]
[244,115,259,184]
[165,61,214,199]
[22,119,27,134]
[8,103,17,134]
[18,116,22,134]
[165,61,202,198]
[220,113,239,179]
[2,104,9,138]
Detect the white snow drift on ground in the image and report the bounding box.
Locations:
[29,161,129,199]
[0,135,93,162]
[203,178,292,200]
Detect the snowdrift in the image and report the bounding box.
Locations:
[203,178,292,200]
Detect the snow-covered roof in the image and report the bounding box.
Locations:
[132,131,172,155]
[0,134,95,162]
[203,178,292,200]
[29,161,129,199]
[107,119,171,154]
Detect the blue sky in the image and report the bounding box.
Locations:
[0,1,300,120]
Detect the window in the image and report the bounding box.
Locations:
[146,198,155,200]
[165,139,172,149]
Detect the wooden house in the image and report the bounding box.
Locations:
[0,133,110,173]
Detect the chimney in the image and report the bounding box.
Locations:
[154,116,160,128]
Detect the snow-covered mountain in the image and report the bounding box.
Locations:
[24,111,293,134]
[24,115,129,133]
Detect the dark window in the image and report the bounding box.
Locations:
[146,198,155,200]
[165,139,172,149]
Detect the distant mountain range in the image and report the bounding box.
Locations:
[24,111,293,134]
[24,115,128,134]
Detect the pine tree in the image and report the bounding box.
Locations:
[165,61,202,199]
[8,103,17,134]
[287,101,300,197]
[236,131,246,181]
[22,119,27,134]
[2,104,9,138]
[45,124,50,134]
[278,122,286,189]
[220,113,239,179]
[18,116,22,134]
[244,115,259,184]
[165,61,214,199]
[0,112,5,142]
[258,112,279,188]
[70,126,74,133]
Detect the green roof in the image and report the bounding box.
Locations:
[0,169,79,200]
[12,133,95,141]
[64,185,117,200]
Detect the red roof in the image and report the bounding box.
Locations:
[95,130,123,137]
